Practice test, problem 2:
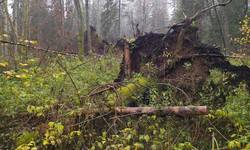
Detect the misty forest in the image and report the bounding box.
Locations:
[0,0,250,149]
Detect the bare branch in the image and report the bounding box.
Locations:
[56,57,81,101]
[0,40,105,58]
[190,0,233,23]
[0,40,79,57]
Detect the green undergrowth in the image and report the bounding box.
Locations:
[0,55,120,116]
[0,54,250,150]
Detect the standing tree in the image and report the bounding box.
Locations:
[54,0,65,48]
[74,0,85,59]
[12,0,19,54]
[3,0,17,68]
[0,1,7,56]
[85,0,91,54]
[118,0,121,38]
[23,0,30,60]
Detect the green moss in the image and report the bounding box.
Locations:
[107,76,153,106]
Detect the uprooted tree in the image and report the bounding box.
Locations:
[115,0,250,100]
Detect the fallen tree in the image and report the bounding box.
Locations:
[114,106,208,117]
[75,106,208,116]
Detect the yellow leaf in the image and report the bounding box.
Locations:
[24,40,30,43]
[15,74,29,79]
[0,62,8,68]
[1,34,9,38]
[19,63,29,67]
[30,41,38,45]
[43,140,49,146]
[4,70,15,77]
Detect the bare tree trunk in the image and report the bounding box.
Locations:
[0,4,6,57]
[74,0,85,60]
[142,0,146,33]
[23,0,30,60]
[221,10,230,49]
[3,0,17,68]
[211,0,227,48]
[60,0,65,38]
[118,0,121,38]
[96,0,101,34]
[217,0,231,50]
[85,0,91,54]
[13,0,19,54]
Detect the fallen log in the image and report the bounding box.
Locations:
[77,106,208,117]
[114,106,208,117]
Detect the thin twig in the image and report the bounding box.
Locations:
[56,57,81,101]
[70,111,112,127]
[208,120,229,141]
[0,40,79,57]
[158,82,191,102]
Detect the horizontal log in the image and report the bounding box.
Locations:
[114,106,208,116]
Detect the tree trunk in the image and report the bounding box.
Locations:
[118,0,121,38]
[85,0,91,55]
[217,0,231,50]
[124,41,131,76]
[23,0,30,60]
[13,0,19,55]
[142,0,146,33]
[115,106,208,117]
[0,4,7,57]
[73,0,85,60]
[60,0,65,38]
[3,0,17,68]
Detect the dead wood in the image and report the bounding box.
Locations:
[115,0,250,97]
[115,106,208,117]
[76,106,208,117]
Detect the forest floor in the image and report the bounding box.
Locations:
[0,52,250,149]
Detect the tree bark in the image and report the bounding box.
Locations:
[78,106,208,117]
[60,0,65,38]
[115,106,208,116]
[124,41,131,76]
[219,1,231,50]
[142,0,146,32]
[12,0,19,54]
[73,0,85,60]
[118,0,121,38]
[0,3,7,56]
[3,0,17,68]
[23,0,30,60]
[85,0,91,54]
